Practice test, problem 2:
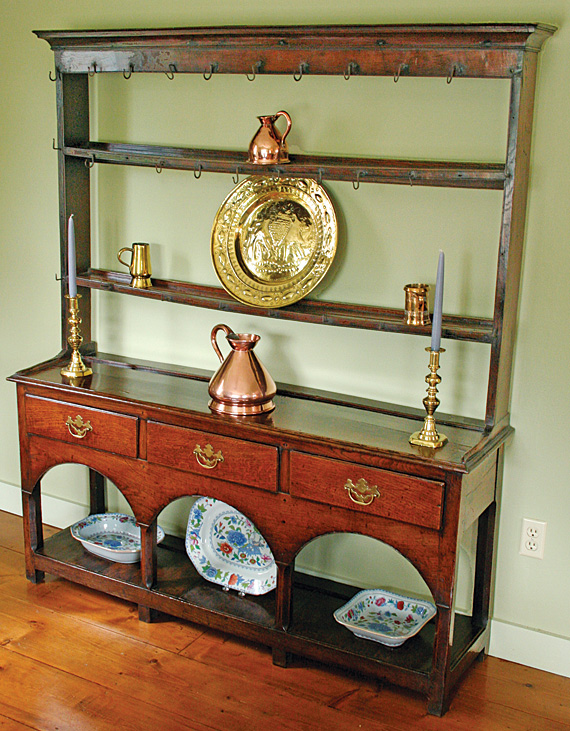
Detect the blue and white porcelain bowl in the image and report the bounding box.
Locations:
[334,589,436,647]
[70,513,165,563]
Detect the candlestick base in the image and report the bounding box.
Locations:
[409,347,447,450]
[61,294,93,384]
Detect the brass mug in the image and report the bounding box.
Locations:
[404,283,430,326]
[118,243,152,289]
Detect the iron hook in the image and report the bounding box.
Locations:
[232,168,240,185]
[293,63,307,82]
[88,63,97,77]
[246,62,261,82]
[353,170,362,190]
[49,69,59,82]
[52,138,61,151]
[344,62,358,80]
[318,168,324,184]
[194,163,203,179]
[203,63,217,81]
[409,171,416,187]
[394,63,405,83]
[165,64,176,80]
[85,155,95,169]
[155,160,164,174]
[123,65,134,80]
[447,64,457,84]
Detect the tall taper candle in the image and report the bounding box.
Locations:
[430,250,444,351]
[67,214,77,298]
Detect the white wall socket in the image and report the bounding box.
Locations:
[519,518,547,559]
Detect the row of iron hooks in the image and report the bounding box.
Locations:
[50,61,460,83]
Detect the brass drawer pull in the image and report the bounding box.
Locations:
[66,414,93,439]
[193,443,224,469]
[344,478,380,506]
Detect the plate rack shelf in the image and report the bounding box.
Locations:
[10,23,554,716]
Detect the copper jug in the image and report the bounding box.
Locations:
[247,110,292,165]
[208,324,277,416]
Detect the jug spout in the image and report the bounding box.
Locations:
[208,324,276,416]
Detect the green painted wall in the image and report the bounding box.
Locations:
[1,0,568,667]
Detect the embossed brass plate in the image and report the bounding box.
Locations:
[211,177,337,308]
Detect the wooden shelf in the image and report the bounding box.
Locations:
[78,269,495,344]
[35,527,486,691]
[65,142,506,190]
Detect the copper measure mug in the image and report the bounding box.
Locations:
[117,243,152,289]
[208,323,276,416]
[404,283,430,326]
[247,110,292,165]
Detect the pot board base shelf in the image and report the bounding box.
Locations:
[34,526,486,696]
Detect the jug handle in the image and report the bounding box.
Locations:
[117,247,133,268]
[275,110,292,145]
[211,323,235,363]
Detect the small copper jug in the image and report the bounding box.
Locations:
[247,110,292,165]
[208,324,277,416]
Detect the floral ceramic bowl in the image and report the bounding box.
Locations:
[70,513,165,564]
[334,589,436,647]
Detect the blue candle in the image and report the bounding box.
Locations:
[68,214,77,298]
[431,250,444,351]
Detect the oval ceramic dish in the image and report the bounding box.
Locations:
[334,589,436,647]
[70,513,165,564]
[211,176,337,308]
[185,496,276,596]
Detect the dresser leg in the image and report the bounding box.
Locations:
[427,605,453,716]
[138,605,159,623]
[22,482,44,584]
[272,647,292,667]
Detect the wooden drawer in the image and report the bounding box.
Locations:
[289,452,444,530]
[147,421,279,492]
[25,395,138,458]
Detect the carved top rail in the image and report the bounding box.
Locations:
[35,24,555,79]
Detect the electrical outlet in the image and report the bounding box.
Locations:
[519,519,547,559]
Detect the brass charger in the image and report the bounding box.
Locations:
[211,176,337,308]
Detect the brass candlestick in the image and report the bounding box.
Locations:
[409,347,448,449]
[60,294,93,381]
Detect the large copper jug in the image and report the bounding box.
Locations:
[247,110,292,165]
[208,324,276,416]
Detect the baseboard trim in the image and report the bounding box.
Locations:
[1,479,568,678]
[489,619,570,678]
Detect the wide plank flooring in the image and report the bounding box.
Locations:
[0,510,568,730]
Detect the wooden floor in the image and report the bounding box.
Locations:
[0,511,568,730]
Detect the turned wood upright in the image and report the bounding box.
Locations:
[9,24,554,716]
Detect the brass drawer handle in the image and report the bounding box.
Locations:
[344,478,380,506]
[66,414,93,439]
[194,443,224,469]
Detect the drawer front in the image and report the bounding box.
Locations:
[289,452,444,530]
[147,421,279,492]
[25,395,138,458]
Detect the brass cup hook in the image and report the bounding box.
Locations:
[49,69,60,82]
[394,63,405,83]
[353,170,362,190]
[155,160,164,174]
[194,163,203,179]
[123,64,134,80]
[447,64,457,84]
[232,168,240,185]
[344,62,358,80]
[85,155,95,169]
[88,63,98,77]
[165,64,176,80]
